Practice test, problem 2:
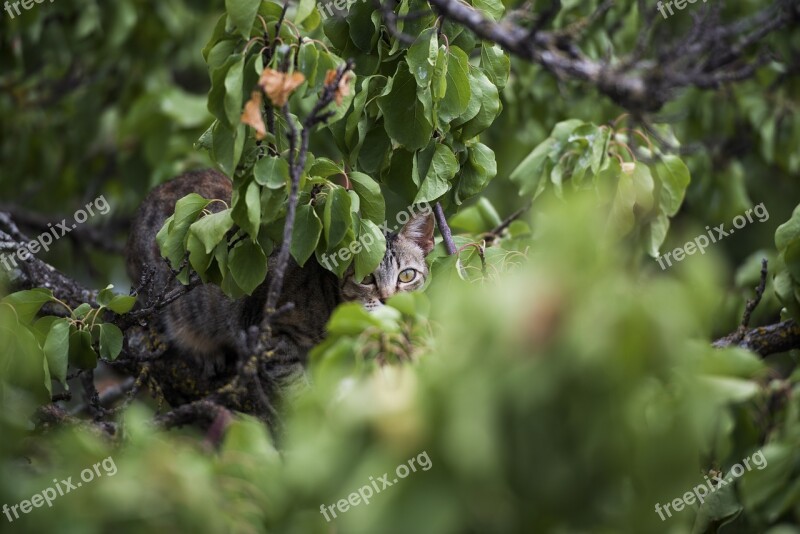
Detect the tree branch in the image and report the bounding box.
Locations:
[433,202,456,255]
[711,258,800,357]
[264,60,356,315]
[713,319,800,357]
[394,0,800,113]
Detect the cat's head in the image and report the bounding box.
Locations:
[341,210,435,311]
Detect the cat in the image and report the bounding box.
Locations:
[125,169,434,380]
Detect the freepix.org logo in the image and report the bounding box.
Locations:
[3,0,56,20]
[316,0,368,21]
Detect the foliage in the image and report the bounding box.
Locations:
[1,0,800,533]
[1,285,132,403]
[157,0,506,290]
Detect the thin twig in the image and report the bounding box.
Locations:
[433,202,456,255]
[739,258,769,333]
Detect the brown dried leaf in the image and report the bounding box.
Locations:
[259,68,306,107]
[324,69,337,87]
[336,72,353,106]
[323,69,354,106]
[241,91,266,140]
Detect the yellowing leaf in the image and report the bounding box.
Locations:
[259,69,305,107]
[324,69,353,106]
[240,90,266,140]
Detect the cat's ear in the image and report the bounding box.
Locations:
[399,209,435,255]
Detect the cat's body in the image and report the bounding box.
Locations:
[126,169,433,379]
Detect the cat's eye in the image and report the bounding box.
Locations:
[360,274,376,285]
[398,269,417,283]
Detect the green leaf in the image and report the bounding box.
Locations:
[776,204,800,252]
[261,186,287,224]
[476,197,502,228]
[97,285,136,314]
[107,295,136,315]
[209,54,242,127]
[739,445,795,512]
[774,270,800,320]
[326,302,378,335]
[295,0,316,25]
[190,209,234,254]
[98,323,123,361]
[323,186,352,249]
[349,171,385,224]
[472,0,504,20]
[608,162,654,236]
[378,61,433,151]
[479,44,509,89]
[254,156,290,189]
[298,41,320,90]
[73,303,92,320]
[0,307,50,403]
[457,142,497,203]
[232,179,261,239]
[653,155,691,217]
[291,204,323,266]
[407,28,438,89]
[415,143,459,203]
[68,328,97,370]
[691,484,743,533]
[43,319,70,386]
[644,213,670,258]
[509,138,556,197]
[31,316,57,345]
[438,46,471,123]
[390,0,435,50]
[229,240,268,295]
[699,375,760,403]
[309,157,344,178]
[156,193,210,268]
[202,14,230,63]
[354,219,386,282]
[590,126,611,174]
[223,55,245,128]
[97,284,116,307]
[187,232,214,279]
[458,69,501,140]
[358,125,391,174]
[347,0,378,52]
[432,47,448,102]
[1,288,54,324]
[226,0,260,38]
[211,121,246,176]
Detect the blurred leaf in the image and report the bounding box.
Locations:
[354,219,386,282]
[1,288,53,324]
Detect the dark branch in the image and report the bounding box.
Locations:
[264,60,356,315]
[398,0,800,113]
[433,202,456,255]
[713,319,800,357]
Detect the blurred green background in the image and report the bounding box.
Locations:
[1,0,800,532]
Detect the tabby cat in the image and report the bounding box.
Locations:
[126,169,434,379]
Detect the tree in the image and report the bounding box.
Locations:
[1,0,799,531]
